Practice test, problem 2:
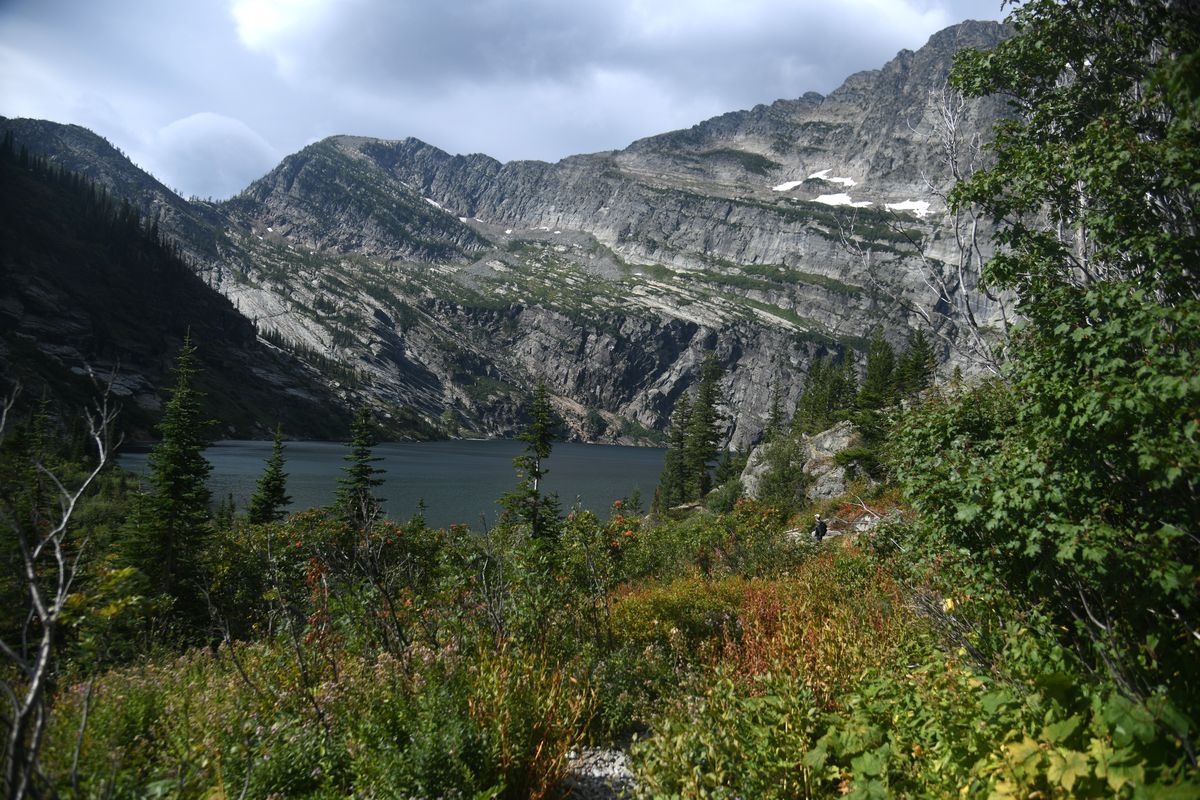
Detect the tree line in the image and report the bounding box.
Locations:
[653,325,937,516]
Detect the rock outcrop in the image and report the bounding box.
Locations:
[741,420,861,502]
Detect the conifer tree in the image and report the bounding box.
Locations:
[682,351,724,499]
[792,354,857,435]
[653,393,692,513]
[764,378,784,442]
[791,357,827,435]
[119,335,213,629]
[214,493,236,530]
[713,449,746,485]
[857,326,896,410]
[248,426,291,524]
[500,382,561,539]
[833,355,859,416]
[336,407,385,528]
[896,328,937,397]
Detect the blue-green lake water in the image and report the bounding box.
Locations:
[119,439,665,530]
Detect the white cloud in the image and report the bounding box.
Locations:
[135,112,278,199]
[230,0,333,77]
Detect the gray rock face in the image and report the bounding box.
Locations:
[803,421,861,501]
[2,20,1011,446]
[741,420,861,502]
[740,444,772,500]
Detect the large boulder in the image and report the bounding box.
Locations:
[804,421,859,500]
[740,420,861,503]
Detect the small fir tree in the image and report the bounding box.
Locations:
[248,426,291,524]
[857,326,896,411]
[336,407,385,528]
[653,393,692,513]
[500,382,561,539]
[792,354,857,435]
[682,351,724,499]
[896,328,937,397]
[214,493,236,530]
[119,335,213,630]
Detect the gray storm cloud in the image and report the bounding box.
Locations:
[1,0,1006,198]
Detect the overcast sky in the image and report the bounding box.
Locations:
[0,0,1005,200]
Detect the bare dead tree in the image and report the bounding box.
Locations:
[1,384,121,799]
[476,514,510,644]
[838,81,1015,377]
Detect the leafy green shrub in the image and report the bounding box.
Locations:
[346,657,493,797]
[44,638,590,798]
[633,671,823,799]
[610,577,744,655]
[705,479,742,514]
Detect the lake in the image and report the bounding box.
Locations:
[118,439,666,529]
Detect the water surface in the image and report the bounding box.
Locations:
[119,439,665,529]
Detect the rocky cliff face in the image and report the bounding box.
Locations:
[1,20,1010,447]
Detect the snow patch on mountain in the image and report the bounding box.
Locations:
[814,193,872,208]
[807,168,858,186]
[773,169,859,192]
[884,199,931,217]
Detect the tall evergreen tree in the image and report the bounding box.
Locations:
[791,357,827,435]
[653,393,692,513]
[895,328,937,398]
[248,426,291,525]
[857,326,896,410]
[792,354,857,435]
[336,407,385,528]
[682,351,724,499]
[119,335,213,629]
[500,382,561,539]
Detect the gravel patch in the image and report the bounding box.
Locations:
[560,747,635,799]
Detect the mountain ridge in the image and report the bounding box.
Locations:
[0,18,1012,447]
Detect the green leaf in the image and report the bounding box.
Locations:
[802,746,828,770]
[955,503,982,522]
[1047,748,1090,791]
[1005,736,1042,770]
[852,750,885,777]
[1042,714,1083,743]
[1104,695,1157,746]
[1105,761,1145,793]
[982,691,1012,715]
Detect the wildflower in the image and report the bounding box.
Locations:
[623,529,634,537]
[613,499,622,508]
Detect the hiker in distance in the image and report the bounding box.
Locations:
[812,513,827,542]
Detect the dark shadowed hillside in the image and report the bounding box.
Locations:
[0,143,356,439]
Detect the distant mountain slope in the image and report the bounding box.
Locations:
[1,19,1011,447]
[225,137,492,262]
[0,145,355,440]
[618,19,1009,194]
[0,117,230,264]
